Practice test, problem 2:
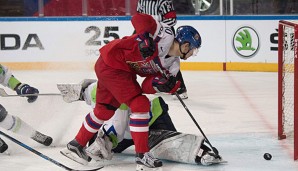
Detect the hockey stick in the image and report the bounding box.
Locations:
[155,65,220,157]
[0,131,103,171]
[0,88,61,97]
[172,91,219,156]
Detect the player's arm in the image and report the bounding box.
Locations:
[0,64,21,90]
[0,104,52,149]
[131,13,162,59]
[0,64,39,103]
[131,13,158,35]
[141,74,181,94]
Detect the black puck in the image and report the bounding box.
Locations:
[263,153,272,160]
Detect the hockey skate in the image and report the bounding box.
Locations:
[0,138,8,153]
[31,131,53,146]
[60,139,91,165]
[196,150,227,166]
[135,152,162,171]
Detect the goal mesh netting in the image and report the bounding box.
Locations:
[278,20,298,160]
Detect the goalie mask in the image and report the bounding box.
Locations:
[175,26,202,59]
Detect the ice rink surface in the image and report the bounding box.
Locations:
[0,70,298,171]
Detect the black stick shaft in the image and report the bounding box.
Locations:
[155,64,218,155]
[173,92,218,155]
[0,131,73,170]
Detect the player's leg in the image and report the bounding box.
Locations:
[112,96,177,153]
[94,63,162,168]
[0,104,52,147]
[149,96,177,131]
[64,58,122,164]
[127,94,162,169]
[112,138,134,153]
[0,103,8,153]
[86,104,130,161]
[0,137,8,153]
[65,84,118,164]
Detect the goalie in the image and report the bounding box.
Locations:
[58,79,225,166]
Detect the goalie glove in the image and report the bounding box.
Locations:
[57,79,97,103]
[137,32,156,58]
[15,83,39,103]
[152,76,181,94]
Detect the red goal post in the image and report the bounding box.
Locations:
[278,20,298,160]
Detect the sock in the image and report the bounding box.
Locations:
[75,112,103,146]
[129,112,150,153]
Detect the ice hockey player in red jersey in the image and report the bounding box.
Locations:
[62,13,201,170]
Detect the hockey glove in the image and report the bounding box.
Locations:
[137,32,156,58]
[16,83,39,103]
[152,76,181,94]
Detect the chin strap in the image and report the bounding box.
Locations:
[179,44,190,60]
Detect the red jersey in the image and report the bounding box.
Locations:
[99,13,178,77]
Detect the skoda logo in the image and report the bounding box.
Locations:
[233,26,260,58]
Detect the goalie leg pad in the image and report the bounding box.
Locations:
[149,130,204,164]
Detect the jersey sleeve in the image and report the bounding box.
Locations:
[83,82,97,108]
[131,13,163,40]
[141,76,158,94]
[0,64,21,90]
[131,13,157,35]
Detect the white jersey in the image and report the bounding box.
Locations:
[155,21,180,76]
[164,56,180,76]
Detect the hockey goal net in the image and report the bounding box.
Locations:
[278,20,298,160]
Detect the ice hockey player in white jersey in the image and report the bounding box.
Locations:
[137,0,189,100]
[0,64,53,153]
[58,79,226,167]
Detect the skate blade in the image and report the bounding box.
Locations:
[136,164,163,171]
[60,148,88,165]
[206,159,228,165]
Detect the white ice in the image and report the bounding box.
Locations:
[0,70,297,171]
